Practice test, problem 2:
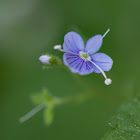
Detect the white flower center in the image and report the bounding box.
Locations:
[79,51,91,61]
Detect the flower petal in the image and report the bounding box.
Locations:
[91,53,113,73]
[63,32,85,54]
[85,35,103,55]
[63,53,94,75]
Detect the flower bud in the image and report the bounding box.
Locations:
[39,55,51,65]
[39,54,61,66]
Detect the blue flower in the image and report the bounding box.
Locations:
[54,29,113,85]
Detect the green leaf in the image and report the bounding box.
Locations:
[43,89,53,102]
[43,101,55,125]
[30,89,53,105]
[30,93,45,105]
[101,96,140,140]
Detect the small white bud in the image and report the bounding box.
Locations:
[54,45,61,50]
[39,55,51,65]
[104,78,112,85]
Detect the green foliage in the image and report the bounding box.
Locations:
[30,89,96,125]
[30,89,53,105]
[101,96,140,140]
[43,101,55,125]
[31,89,55,125]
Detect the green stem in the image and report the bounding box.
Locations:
[54,91,96,105]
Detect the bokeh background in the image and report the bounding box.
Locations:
[1,0,140,140]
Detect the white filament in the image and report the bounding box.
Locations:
[54,45,79,56]
[58,49,79,56]
[103,28,110,38]
[87,58,112,85]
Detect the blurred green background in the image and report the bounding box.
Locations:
[1,0,140,140]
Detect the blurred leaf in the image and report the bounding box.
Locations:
[101,96,140,140]
[43,89,53,102]
[43,101,55,125]
[31,89,55,125]
[30,89,53,105]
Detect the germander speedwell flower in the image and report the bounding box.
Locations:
[54,29,113,85]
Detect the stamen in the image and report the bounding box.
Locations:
[87,28,110,54]
[87,58,112,85]
[54,45,79,56]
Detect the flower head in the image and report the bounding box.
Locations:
[54,29,113,85]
